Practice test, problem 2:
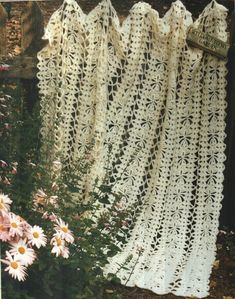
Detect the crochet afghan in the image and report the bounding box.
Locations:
[37,0,228,297]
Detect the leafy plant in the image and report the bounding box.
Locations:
[0,82,131,299]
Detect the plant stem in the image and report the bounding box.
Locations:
[124,251,141,286]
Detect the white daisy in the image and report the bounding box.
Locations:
[27,225,47,248]
[2,251,27,281]
[50,234,69,258]
[10,239,36,266]
[54,218,74,243]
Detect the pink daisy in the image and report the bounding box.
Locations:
[60,246,69,259]
[33,189,47,207]
[21,219,31,232]
[10,239,36,266]
[0,193,12,214]
[49,196,58,208]
[0,215,10,242]
[0,160,8,167]
[54,218,74,243]
[1,251,27,281]
[27,225,47,249]
[48,212,57,222]
[8,213,24,237]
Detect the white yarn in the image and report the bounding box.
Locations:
[37,0,228,297]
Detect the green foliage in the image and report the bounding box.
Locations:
[24,156,130,299]
[0,81,131,299]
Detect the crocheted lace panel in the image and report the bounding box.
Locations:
[37,0,228,297]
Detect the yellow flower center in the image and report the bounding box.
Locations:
[61,226,68,233]
[10,261,18,270]
[11,222,18,228]
[18,246,26,255]
[56,238,62,246]
[0,202,4,209]
[0,224,4,231]
[33,232,39,238]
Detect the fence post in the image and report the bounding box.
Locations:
[0,4,7,56]
[21,2,45,55]
[21,2,44,115]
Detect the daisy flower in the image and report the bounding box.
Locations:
[54,218,74,243]
[51,182,59,191]
[27,225,47,248]
[0,160,8,167]
[49,212,57,222]
[3,177,11,185]
[60,246,69,259]
[1,251,27,281]
[50,234,69,258]
[8,213,24,237]
[0,193,12,214]
[42,212,49,219]
[33,189,47,207]
[49,195,58,207]
[0,215,10,242]
[10,239,36,266]
[11,167,17,175]
[21,219,31,232]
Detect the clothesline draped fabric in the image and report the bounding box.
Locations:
[37,0,228,297]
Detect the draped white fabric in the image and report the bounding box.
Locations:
[37,0,228,297]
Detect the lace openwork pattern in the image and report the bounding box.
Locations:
[37,0,228,297]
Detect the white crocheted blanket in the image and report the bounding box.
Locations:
[37,0,228,297]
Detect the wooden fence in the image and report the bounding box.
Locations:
[0,2,45,79]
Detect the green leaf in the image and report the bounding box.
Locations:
[98,194,111,204]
